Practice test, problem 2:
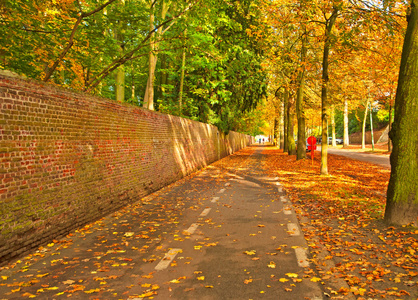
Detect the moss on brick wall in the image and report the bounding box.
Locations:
[0,72,251,265]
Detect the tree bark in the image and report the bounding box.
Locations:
[388,101,392,152]
[320,8,338,175]
[131,65,136,101]
[143,1,156,110]
[114,30,125,102]
[385,0,418,226]
[280,101,285,149]
[178,31,186,114]
[343,98,349,147]
[115,65,125,102]
[114,0,126,102]
[283,90,289,153]
[143,0,170,110]
[287,95,296,156]
[331,104,336,147]
[361,100,369,149]
[274,117,279,146]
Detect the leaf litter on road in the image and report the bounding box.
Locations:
[263,147,418,299]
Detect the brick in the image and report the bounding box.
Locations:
[0,72,253,265]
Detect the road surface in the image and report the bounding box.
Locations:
[0,147,324,300]
[320,147,390,168]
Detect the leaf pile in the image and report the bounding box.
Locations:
[263,147,417,299]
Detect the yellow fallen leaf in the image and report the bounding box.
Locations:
[244,250,256,255]
[197,276,205,281]
[244,279,253,284]
[310,277,321,282]
[169,279,180,283]
[142,283,152,288]
[1,276,8,280]
[138,291,157,297]
[84,288,100,293]
[205,285,213,288]
[279,278,289,282]
[285,273,298,278]
[37,273,49,278]
[268,262,276,268]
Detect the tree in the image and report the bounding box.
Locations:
[385,0,418,226]
[42,0,118,82]
[320,5,339,175]
[143,0,171,110]
[296,27,308,159]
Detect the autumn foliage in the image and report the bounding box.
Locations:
[262,147,417,299]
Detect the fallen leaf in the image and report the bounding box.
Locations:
[310,277,321,282]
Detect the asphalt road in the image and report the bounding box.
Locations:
[0,147,323,300]
[320,146,391,168]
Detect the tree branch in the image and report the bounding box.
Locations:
[42,0,117,82]
[85,0,200,92]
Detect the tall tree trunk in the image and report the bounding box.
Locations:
[343,98,349,147]
[280,101,285,149]
[131,65,135,101]
[143,2,155,109]
[115,65,125,102]
[388,100,393,152]
[369,102,375,151]
[114,1,126,102]
[287,96,296,156]
[178,36,186,114]
[296,31,307,160]
[143,0,169,110]
[160,54,167,97]
[385,0,418,226]
[331,104,336,147]
[362,100,369,149]
[320,8,338,175]
[283,90,289,153]
[274,117,279,146]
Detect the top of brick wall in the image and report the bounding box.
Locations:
[0,70,217,131]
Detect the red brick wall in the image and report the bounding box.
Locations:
[0,72,252,264]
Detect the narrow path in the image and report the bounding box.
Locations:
[0,146,322,300]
